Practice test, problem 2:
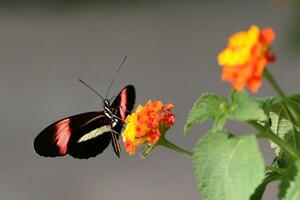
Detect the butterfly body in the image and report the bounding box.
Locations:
[34,85,135,159]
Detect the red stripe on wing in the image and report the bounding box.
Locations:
[120,88,127,122]
[54,118,71,155]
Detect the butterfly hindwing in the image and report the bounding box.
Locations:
[67,113,116,159]
[34,112,107,158]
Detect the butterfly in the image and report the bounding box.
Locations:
[34,85,135,159]
[34,57,136,159]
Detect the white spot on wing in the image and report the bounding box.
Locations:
[77,125,111,143]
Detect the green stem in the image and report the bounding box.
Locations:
[266,166,285,175]
[249,121,300,160]
[264,68,300,123]
[264,129,300,160]
[158,137,193,158]
[264,69,286,99]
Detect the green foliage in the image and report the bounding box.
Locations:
[279,160,300,200]
[193,131,265,200]
[184,90,267,134]
[269,102,297,166]
[228,90,267,121]
[184,93,229,134]
[260,94,300,167]
[184,84,300,199]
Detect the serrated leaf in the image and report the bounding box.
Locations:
[261,95,300,167]
[269,103,296,167]
[184,93,229,134]
[279,160,300,200]
[193,131,265,200]
[228,90,267,121]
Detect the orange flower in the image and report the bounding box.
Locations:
[218,25,276,92]
[121,100,175,155]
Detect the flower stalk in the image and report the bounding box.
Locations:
[266,166,285,175]
[262,128,300,160]
[158,137,193,158]
[264,68,300,124]
[263,69,286,98]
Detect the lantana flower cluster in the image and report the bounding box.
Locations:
[122,100,175,155]
[218,25,276,92]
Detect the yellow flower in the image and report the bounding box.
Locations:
[218,25,276,92]
[122,100,175,155]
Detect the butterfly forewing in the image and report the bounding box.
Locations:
[111,85,135,123]
[109,85,135,156]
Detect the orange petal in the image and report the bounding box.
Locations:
[260,28,275,45]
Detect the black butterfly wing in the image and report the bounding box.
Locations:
[34,112,113,159]
[110,85,136,156]
[67,112,116,159]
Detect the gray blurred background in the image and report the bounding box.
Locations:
[1,0,300,199]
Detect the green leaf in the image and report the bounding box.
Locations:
[212,114,227,132]
[279,160,300,200]
[269,103,298,167]
[250,172,280,200]
[184,93,229,134]
[228,90,267,121]
[193,131,265,200]
[260,95,300,167]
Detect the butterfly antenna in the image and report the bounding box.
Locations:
[78,79,105,101]
[105,56,127,98]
